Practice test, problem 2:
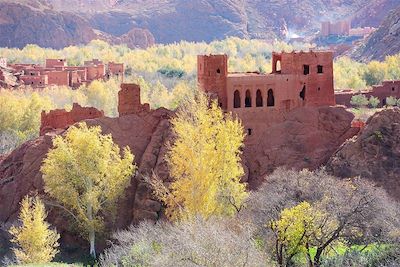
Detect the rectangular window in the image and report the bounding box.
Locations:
[303,65,310,75]
[317,65,323,74]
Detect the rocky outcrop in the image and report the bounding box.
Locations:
[0,105,356,225]
[351,6,400,61]
[327,108,400,200]
[0,104,358,257]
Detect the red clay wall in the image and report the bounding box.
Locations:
[197,55,228,109]
[272,51,335,107]
[40,103,104,135]
[20,75,48,87]
[45,59,66,68]
[118,83,150,116]
[335,80,400,107]
[46,71,69,86]
[108,62,124,77]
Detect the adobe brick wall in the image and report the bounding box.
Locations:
[108,62,124,77]
[45,59,66,68]
[20,75,48,87]
[45,70,69,86]
[197,54,228,109]
[40,103,104,135]
[335,80,400,107]
[118,83,150,116]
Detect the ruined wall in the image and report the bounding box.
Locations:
[86,64,105,81]
[197,55,228,109]
[335,80,400,107]
[40,103,104,135]
[118,83,150,116]
[20,75,48,87]
[108,62,124,78]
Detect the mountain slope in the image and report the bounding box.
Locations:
[352,6,400,61]
[0,2,154,49]
[0,0,399,48]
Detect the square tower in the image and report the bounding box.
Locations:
[197,55,228,109]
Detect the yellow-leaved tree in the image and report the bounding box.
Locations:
[40,122,135,259]
[152,93,248,221]
[9,195,60,264]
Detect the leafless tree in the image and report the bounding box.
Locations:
[241,168,400,267]
[100,217,271,267]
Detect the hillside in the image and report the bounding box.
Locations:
[352,6,400,61]
[0,0,399,48]
[0,1,154,49]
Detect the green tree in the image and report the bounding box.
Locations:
[41,123,135,258]
[363,61,387,86]
[368,96,380,108]
[9,196,60,264]
[151,93,248,221]
[386,96,398,106]
[350,94,369,108]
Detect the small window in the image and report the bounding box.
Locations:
[392,87,395,91]
[303,65,310,75]
[247,129,252,136]
[318,87,321,91]
[217,68,221,74]
[245,90,252,108]
[317,65,323,74]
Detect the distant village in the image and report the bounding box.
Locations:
[0,57,124,89]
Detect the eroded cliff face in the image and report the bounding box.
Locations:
[0,105,357,254]
[328,108,400,201]
[352,6,400,61]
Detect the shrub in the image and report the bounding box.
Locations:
[100,217,270,267]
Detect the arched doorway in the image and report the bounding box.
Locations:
[256,89,263,107]
[245,90,252,107]
[267,89,275,107]
[234,90,241,108]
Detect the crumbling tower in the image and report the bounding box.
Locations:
[197,55,228,109]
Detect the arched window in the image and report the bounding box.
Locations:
[234,90,241,108]
[276,60,281,72]
[245,90,252,107]
[256,89,263,107]
[267,89,275,107]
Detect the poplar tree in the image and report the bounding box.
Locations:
[9,196,60,264]
[41,122,135,259]
[152,93,248,220]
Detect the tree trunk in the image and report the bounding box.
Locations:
[89,229,96,259]
[87,200,96,260]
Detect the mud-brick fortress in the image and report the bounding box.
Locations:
[197,51,335,139]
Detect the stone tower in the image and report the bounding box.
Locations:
[197,54,228,109]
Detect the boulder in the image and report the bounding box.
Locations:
[327,107,400,200]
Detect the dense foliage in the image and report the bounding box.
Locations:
[150,93,247,220]
[40,123,135,258]
[9,196,60,264]
[102,169,400,267]
[2,38,400,154]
